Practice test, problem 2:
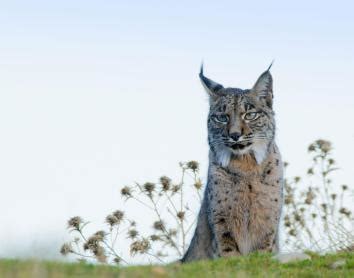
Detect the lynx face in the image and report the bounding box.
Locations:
[200,66,276,167]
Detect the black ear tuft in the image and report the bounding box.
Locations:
[266,60,274,72]
[199,63,224,99]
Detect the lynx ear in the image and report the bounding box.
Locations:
[199,64,224,101]
[252,64,273,107]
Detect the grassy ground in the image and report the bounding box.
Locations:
[1,252,353,278]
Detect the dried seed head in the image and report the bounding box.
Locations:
[311,213,317,218]
[85,235,100,250]
[294,176,301,183]
[83,235,107,263]
[308,144,316,152]
[284,195,293,205]
[144,182,155,194]
[328,158,335,165]
[309,139,332,154]
[283,161,289,168]
[187,161,199,172]
[317,139,331,153]
[128,229,138,239]
[307,168,314,175]
[331,193,337,200]
[305,189,316,205]
[194,179,203,190]
[153,221,165,231]
[289,229,297,237]
[113,257,121,264]
[83,242,89,251]
[105,214,119,227]
[339,207,351,217]
[93,246,107,263]
[160,176,171,191]
[342,185,348,191]
[113,210,124,222]
[67,216,83,230]
[130,238,151,255]
[177,211,185,220]
[171,185,180,193]
[60,243,73,256]
[94,230,106,241]
[121,186,132,197]
[321,203,327,211]
[294,213,301,222]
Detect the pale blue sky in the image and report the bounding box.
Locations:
[0,1,353,261]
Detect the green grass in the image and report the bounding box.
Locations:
[1,252,353,278]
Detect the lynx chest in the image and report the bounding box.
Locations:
[208,154,283,254]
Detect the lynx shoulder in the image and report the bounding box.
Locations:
[182,65,283,262]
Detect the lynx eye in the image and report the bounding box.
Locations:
[243,112,259,121]
[212,114,229,124]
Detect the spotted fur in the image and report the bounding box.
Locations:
[181,65,283,262]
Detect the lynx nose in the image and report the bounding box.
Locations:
[230,132,241,142]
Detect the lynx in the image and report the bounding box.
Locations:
[182,64,283,262]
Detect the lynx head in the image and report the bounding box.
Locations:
[201,64,276,167]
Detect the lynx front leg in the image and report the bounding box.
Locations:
[256,230,278,253]
[207,181,241,258]
[209,210,240,257]
[181,196,214,262]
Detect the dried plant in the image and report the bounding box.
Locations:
[283,139,354,252]
[61,141,353,264]
[61,161,203,265]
